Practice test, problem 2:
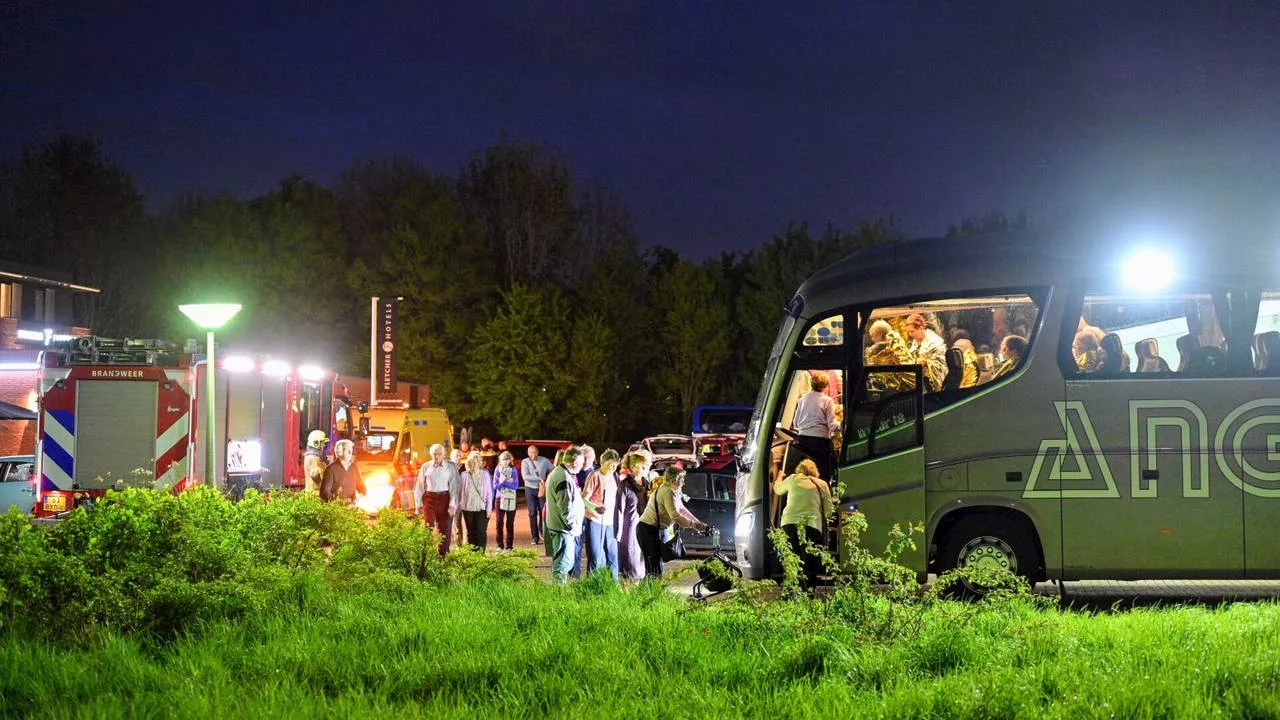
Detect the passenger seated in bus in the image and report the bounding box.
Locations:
[991,335,1027,380]
[1073,331,1106,374]
[1175,334,1201,373]
[905,313,947,391]
[1134,338,1171,373]
[1100,333,1130,374]
[950,333,980,388]
[865,319,914,391]
[1257,331,1280,375]
[942,348,965,390]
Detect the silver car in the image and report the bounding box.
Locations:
[0,455,35,516]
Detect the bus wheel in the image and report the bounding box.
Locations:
[939,516,1034,598]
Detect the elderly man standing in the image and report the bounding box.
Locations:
[320,439,365,503]
[521,445,553,546]
[415,443,462,555]
[544,447,585,585]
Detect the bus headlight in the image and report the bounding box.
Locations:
[735,509,755,540]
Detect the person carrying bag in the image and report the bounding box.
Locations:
[635,466,708,578]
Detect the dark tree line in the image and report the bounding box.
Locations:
[1,135,902,442]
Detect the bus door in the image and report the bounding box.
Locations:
[1061,290,1244,578]
[840,365,926,571]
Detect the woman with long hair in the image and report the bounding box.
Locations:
[636,466,708,578]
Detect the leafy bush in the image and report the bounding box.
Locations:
[0,488,535,643]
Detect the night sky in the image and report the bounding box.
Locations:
[4,2,1279,257]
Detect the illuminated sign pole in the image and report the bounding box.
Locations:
[371,296,400,405]
[179,303,241,488]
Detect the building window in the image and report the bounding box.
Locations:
[0,283,19,319]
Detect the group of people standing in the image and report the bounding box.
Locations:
[411,441,709,585]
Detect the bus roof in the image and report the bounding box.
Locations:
[793,231,1277,318]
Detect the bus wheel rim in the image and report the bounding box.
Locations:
[958,535,1017,575]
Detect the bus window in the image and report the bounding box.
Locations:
[1072,292,1227,377]
[1252,291,1280,374]
[802,315,844,347]
[863,293,1041,396]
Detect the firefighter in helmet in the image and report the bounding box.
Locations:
[304,430,328,493]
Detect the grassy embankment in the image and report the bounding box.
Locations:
[1,489,1278,719]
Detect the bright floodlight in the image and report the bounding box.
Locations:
[261,359,292,377]
[223,356,255,373]
[297,363,326,382]
[1121,248,1175,291]
[179,303,241,329]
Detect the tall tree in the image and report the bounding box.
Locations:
[458,140,577,289]
[561,313,619,444]
[338,159,491,416]
[467,284,572,438]
[3,135,147,335]
[655,259,731,430]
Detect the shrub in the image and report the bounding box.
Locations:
[0,488,535,643]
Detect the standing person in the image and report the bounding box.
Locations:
[319,439,365,503]
[459,451,493,552]
[582,449,621,580]
[570,445,597,579]
[542,449,567,557]
[614,452,650,581]
[303,430,327,493]
[545,447,585,585]
[480,437,499,473]
[772,459,834,590]
[492,451,521,551]
[414,443,462,556]
[636,466,708,579]
[449,447,466,547]
[521,445,553,546]
[791,372,837,483]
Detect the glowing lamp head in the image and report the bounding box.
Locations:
[1121,248,1176,292]
[179,303,241,329]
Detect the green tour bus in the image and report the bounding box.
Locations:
[735,232,1280,589]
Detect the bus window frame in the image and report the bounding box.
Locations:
[850,285,1050,407]
[1057,279,1243,379]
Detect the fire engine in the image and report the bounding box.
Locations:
[32,336,347,517]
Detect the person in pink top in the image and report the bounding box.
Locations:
[581,448,621,580]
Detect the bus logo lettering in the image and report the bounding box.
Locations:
[1025,398,1280,499]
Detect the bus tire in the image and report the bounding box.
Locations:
[938,515,1035,598]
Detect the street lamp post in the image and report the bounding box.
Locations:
[179,303,241,488]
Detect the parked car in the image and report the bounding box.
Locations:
[628,434,698,470]
[696,434,742,473]
[679,470,736,552]
[0,455,35,516]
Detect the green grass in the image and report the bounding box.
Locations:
[3,490,1279,718]
[3,578,1280,719]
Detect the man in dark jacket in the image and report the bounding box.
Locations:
[320,439,365,503]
